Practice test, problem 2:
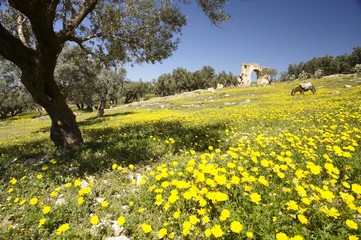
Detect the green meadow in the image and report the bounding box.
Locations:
[1,76,361,239]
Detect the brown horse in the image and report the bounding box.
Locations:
[291,83,316,96]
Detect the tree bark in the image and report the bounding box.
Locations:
[97,100,105,118]
[21,65,84,149]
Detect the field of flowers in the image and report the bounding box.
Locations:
[1,76,361,239]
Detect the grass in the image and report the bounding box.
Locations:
[1,76,361,239]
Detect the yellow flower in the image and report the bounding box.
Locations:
[141,223,152,233]
[168,194,179,204]
[78,196,84,205]
[74,179,81,186]
[112,163,118,170]
[277,172,285,179]
[101,200,109,208]
[346,219,358,229]
[291,236,304,240]
[230,221,243,233]
[297,214,308,224]
[38,218,46,227]
[258,176,269,186]
[9,178,17,185]
[29,197,38,205]
[246,231,254,238]
[117,216,125,226]
[173,209,181,219]
[276,232,289,240]
[206,191,228,203]
[286,200,299,211]
[320,206,340,219]
[231,175,240,184]
[250,192,261,204]
[182,221,191,236]
[55,223,69,235]
[219,209,230,221]
[214,175,227,185]
[205,228,212,237]
[64,182,72,188]
[349,235,359,240]
[90,215,99,225]
[351,184,361,195]
[189,215,198,225]
[42,206,51,214]
[78,186,91,196]
[158,228,167,238]
[202,216,210,223]
[301,197,311,205]
[211,224,224,238]
[343,181,351,188]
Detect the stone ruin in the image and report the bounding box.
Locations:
[237,63,270,86]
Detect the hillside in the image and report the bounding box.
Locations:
[1,75,361,239]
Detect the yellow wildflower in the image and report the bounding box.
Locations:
[158,228,167,238]
[42,206,51,214]
[230,221,243,233]
[250,192,261,204]
[141,223,152,233]
[55,223,69,235]
[38,218,46,227]
[29,197,38,205]
[211,224,224,238]
[90,215,99,225]
[117,216,125,226]
[346,219,358,230]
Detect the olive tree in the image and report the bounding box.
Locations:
[0,57,33,118]
[0,0,236,148]
[55,45,99,110]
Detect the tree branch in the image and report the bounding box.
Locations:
[59,0,99,42]
[16,14,29,47]
[0,22,35,68]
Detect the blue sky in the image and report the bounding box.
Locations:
[125,0,361,81]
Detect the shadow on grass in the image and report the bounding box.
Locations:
[0,117,229,182]
[79,111,135,126]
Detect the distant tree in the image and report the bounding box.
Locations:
[0,0,235,148]
[0,57,32,118]
[261,68,277,82]
[192,66,216,89]
[313,69,324,79]
[349,46,361,67]
[352,64,361,76]
[335,54,352,74]
[216,71,237,87]
[298,70,310,80]
[279,71,290,82]
[154,73,177,97]
[123,80,152,104]
[55,45,99,110]
[95,68,126,117]
[287,46,361,78]
[173,67,192,92]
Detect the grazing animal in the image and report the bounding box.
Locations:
[291,82,316,96]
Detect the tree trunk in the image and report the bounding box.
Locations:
[97,100,105,117]
[46,100,83,149]
[21,64,84,149]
